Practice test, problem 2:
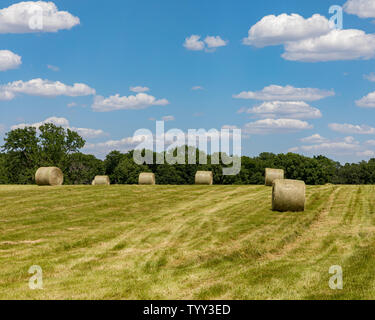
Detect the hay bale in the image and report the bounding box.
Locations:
[92,175,110,185]
[272,179,305,212]
[139,173,155,185]
[195,171,213,185]
[35,167,64,186]
[265,168,284,186]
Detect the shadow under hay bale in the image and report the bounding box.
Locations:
[272,179,305,212]
[265,168,284,186]
[35,167,64,186]
[92,176,110,185]
[195,171,213,185]
[139,173,155,185]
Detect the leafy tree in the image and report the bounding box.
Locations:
[1,124,85,184]
[2,127,40,184]
[39,123,85,168]
[65,153,104,185]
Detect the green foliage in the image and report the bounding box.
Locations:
[1,124,86,184]
[2,124,375,185]
[64,153,105,185]
[113,156,149,184]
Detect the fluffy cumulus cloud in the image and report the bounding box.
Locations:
[241,101,322,119]
[0,50,21,71]
[234,85,334,101]
[283,29,375,62]
[329,123,375,135]
[356,91,375,108]
[0,78,95,100]
[300,140,360,153]
[12,116,106,139]
[300,134,328,144]
[243,14,331,47]
[84,135,147,154]
[183,35,205,51]
[204,36,228,48]
[344,0,375,18]
[130,86,150,93]
[184,35,228,52]
[92,93,169,112]
[244,118,312,134]
[289,135,375,159]
[0,1,80,34]
[243,12,375,62]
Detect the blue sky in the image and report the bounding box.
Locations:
[1,0,375,163]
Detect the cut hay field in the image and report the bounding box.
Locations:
[1,185,375,300]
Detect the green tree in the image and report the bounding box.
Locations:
[65,153,104,185]
[2,124,86,184]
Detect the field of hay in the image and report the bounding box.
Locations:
[1,185,375,300]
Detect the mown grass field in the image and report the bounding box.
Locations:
[1,185,375,300]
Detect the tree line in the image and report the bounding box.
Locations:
[0,124,374,185]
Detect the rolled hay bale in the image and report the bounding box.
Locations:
[265,168,284,186]
[35,167,64,186]
[272,179,305,212]
[92,175,110,186]
[195,171,213,185]
[139,173,155,185]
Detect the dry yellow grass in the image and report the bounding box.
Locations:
[0,185,374,300]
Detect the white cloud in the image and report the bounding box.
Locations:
[0,50,21,71]
[204,36,228,48]
[344,0,375,18]
[300,134,328,143]
[67,102,77,108]
[162,115,175,122]
[184,35,227,52]
[234,85,334,101]
[0,1,80,34]
[300,141,360,153]
[244,118,312,134]
[84,135,154,155]
[292,135,375,158]
[243,101,322,119]
[365,140,375,146]
[130,86,150,93]
[283,29,375,62]
[0,78,95,101]
[92,93,169,112]
[364,73,375,82]
[356,150,375,157]
[184,35,205,51]
[47,64,59,72]
[12,116,106,139]
[329,123,375,135]
[356,91,375,108]
[243,13,331,48]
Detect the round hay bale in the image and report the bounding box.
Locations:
[265,168,284,186]
[35,167,64,186]
[272,179,305,212]
[92,175,110,186]
[195,171,213,185]
[139,173,155,185]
